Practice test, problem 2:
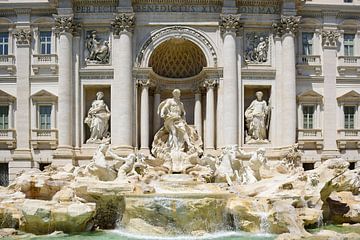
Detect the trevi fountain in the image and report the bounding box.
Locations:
[0,90,359,240]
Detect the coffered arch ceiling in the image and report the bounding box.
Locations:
[149,38,207,79]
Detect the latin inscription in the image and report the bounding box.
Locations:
[75,6,116,13]
[239,6,280,14]
[134,4,222,13]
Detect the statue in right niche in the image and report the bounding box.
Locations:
[245,91,270,143]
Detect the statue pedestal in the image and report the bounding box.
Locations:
[160,174,198,185]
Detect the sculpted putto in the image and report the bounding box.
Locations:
[86,31,110,64]
[245,91,270,143]
[85,92,111,144]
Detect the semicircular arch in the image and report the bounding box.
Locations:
[135,26,218,68]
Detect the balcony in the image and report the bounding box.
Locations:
[30,129,58,149]
[337,129,360,149]
[0,55,15,74]
[0,129,16,149]
[297,129,323,149]
[32,54,58,74]
[338,56,360,75]
[296,55,321,76]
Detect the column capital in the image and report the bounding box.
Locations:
[13,29,32,46]
[219,14,241,36]
[272,15,301,38]
[111,13,135,36]
[53,15,77,35]
[321,30,340,49]
[136,78,152,88]
[203,78,219,89]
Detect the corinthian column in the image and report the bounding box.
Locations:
[203,79,218,150]
[153,88,161,134]
[220,14,241,146]
[111,13,135,152]
[272,15,300,146]
[193,87,202,138]
[321,30,340,159]
[53,15,76,159]
[12,29,32,161]
[137,79,150,151]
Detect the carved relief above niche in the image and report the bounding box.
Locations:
[84,30,111,65]
[244,32,270,65]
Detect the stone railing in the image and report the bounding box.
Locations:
[338,129,360,138]
[32,54,58,74]
[337,129,360,149]
[297,129,323,149]
[0,55,15,74]
[338,56,360,75]
[30,129,58,149]
[298,129,322,138]
[0,129,16,149]
[297,55,321,65]
[296,55,322,76]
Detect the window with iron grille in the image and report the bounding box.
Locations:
[303,105,315,129]
[0,32,9,55]
[39,105,51,129]
[0,163,9,187]
[0,105,9,130]
[40,31,51,54]
[344,106,356,129]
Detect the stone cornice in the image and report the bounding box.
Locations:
[74,0,118,6]
[13,29,32,46]
[272,15,301,37]
[219,14,241,35]
[111,13,135,35]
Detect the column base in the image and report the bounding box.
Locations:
[204,148,218,155]
[9,160,33,182]
[110,145,135,156]
[53,145,74,161]
[321,150,341,160]
[12,148,32,161]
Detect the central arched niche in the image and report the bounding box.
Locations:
[149,38,207,78]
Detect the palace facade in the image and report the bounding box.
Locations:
[0,0,359,184]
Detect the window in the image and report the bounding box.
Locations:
[0,163,8,187]
[0,32,8,55]
[344,106,356,129]
[344,0,353,2]
[39,105,51,129]
[302,32,313,55]
[0,106,8,130]
[40,31,51,54]
[344,34,355,56]
[303,105,315,129]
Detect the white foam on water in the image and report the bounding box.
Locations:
[110,229,275,240]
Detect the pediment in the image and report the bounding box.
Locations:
[0,89,15,102]
[337,90,360,102]
[31,89,57,101]
[297,90,323,102]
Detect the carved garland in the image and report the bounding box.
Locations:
[13,29,32,45]
[272,15,301,37]
[111,13,136,35]
[136,26,217,67]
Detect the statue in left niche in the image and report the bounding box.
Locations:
[85,30,110,64]
[85,91,111,144]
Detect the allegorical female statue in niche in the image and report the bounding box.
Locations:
[85,91,111,144]
[245,91,270,143]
